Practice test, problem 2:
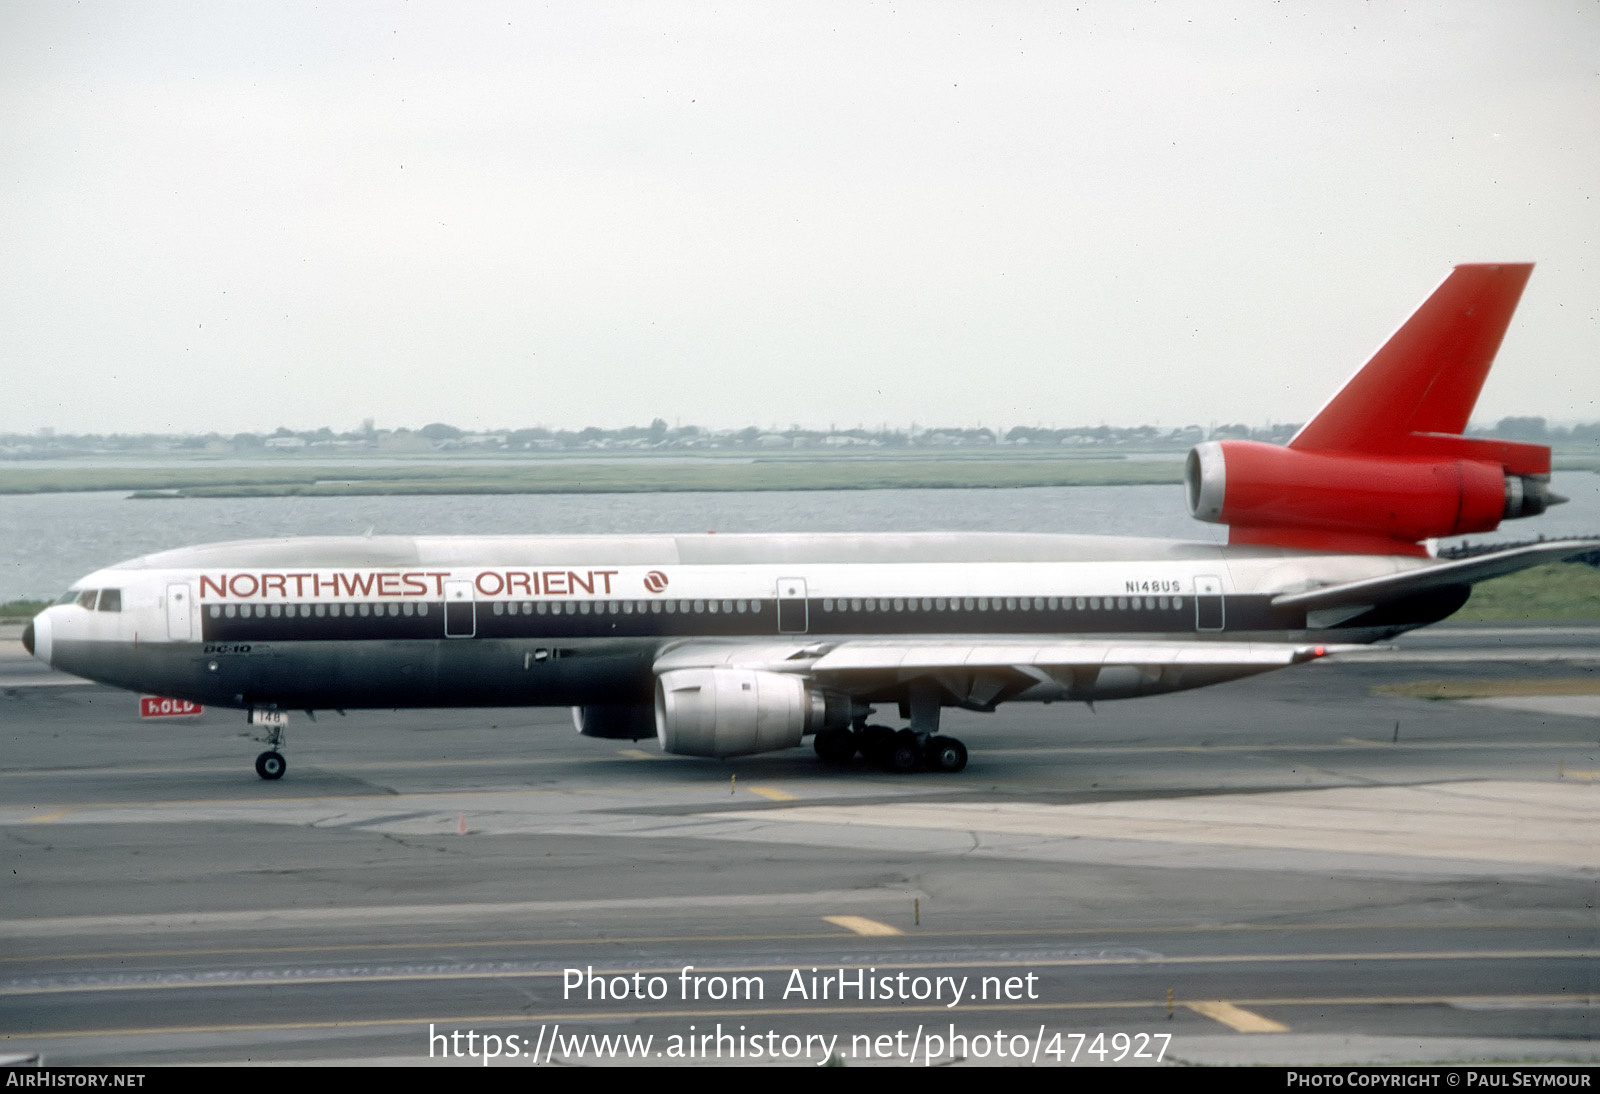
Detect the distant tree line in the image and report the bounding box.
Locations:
[2,417,1594,457]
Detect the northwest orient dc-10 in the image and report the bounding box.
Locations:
[22,264,1598,780]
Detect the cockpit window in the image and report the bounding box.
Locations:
[98,589,122,612]
[75,589,99,610]
[54,589,80,606]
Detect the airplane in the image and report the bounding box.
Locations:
[21,263,1598,780]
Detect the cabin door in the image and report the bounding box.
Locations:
[166,583,193,641]
[1195,575,1225,631]
[776,577,809,634]
[444,579,476,637]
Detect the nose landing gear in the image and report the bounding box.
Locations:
[254,750,286,780]
[251,711,287,780]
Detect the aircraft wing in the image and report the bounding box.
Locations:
[655,637,1331,674]
[1271,539,1600,613]
[654,636,1343,708]
[805,639,1327,672]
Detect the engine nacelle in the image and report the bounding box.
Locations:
[654,668,823,758]
[572,704,656,740]
[1185,440,1552,548]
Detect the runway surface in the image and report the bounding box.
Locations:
[1,623,1596,1066]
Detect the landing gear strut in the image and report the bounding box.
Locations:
[253,715,286,780]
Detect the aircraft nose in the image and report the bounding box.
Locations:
[22,610,51,664]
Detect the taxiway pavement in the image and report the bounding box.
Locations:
[2,624,1596,1066]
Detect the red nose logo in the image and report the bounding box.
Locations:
[644,571,669,594]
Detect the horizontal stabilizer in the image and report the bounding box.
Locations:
[1271,539,1600,613]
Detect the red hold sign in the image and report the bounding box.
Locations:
[140,696,203,718]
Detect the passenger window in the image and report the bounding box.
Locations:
[98,589,122,612]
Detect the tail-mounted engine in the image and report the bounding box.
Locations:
[1183,263,1560,554]
[654,668,826,758]
[1185,440,1557,553]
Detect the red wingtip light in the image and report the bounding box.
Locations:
[1313,645,1326,658]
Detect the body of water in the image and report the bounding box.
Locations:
[4,473,1597,603]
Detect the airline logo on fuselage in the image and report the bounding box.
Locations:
[197,569,626,601]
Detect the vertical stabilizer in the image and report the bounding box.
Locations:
[1289,263,1533,456]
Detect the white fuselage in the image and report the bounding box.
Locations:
[28,532,1437,713]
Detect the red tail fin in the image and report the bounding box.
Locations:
[1288,263,1544,473]
[1188,263,1559,555]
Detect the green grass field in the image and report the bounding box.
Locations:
[0,600,48,624]
[1451,561,1600,621]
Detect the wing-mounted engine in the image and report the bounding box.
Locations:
[1184,263,1560,555]
[653,667,826,757]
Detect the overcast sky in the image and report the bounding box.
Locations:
[2,1,1597,435]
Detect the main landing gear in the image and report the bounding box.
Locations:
[812,685,969,773]
[811,726,969,773]
[253,714,286,781]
